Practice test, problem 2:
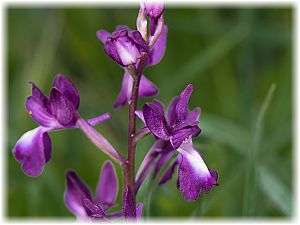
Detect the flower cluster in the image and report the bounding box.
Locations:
[12,2,218,221]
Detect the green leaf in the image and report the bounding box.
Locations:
[261,122,291,156]
[253,84,277,155]
[243,84,277,216]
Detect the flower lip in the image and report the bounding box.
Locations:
[177,139,218,201]
[12,127,52,177]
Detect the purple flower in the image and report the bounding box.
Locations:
[142,84,218,201]
[97,26,148,67]
[144,2,165,36]
[12,74,110,177]
[64,161,142,221]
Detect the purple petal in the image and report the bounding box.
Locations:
[186,107,201,122]
[107,210,124,219]
[144,2,164,18]
[174,120,199,131]
[96,29,110,43]
[170,127,196,149]
[209,169,219,186]
[64,170,93,218]
[175,84,193,123]
[146,25,168,67]
[53,74,80,110]
[138,75,158,98]
[115,73,159,108]
[177,140,218,201]
[122,186,136,220]
[104,40,124,66]
[12,127,52,177]
[29,82,48,106]
[135,110,145,124]
[83,198,106,219]
[95,161,118,211]
[166,96,179,126]
[115,25,130,31]
[191,126,201,138]
[150,16,158,37]
[25,96,58,128]
[143,102,171,140]
[136,203,143,220]
[129,30,148,52]
[150,100,165,115]
[159,159,179,185]
[113,72,130,109]
[153,148,174,179]
[86,113,110,126]
[115,36,141,66]
[49,88,77,127]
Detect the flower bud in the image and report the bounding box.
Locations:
[144,2,164,36]
[97,27,148,67]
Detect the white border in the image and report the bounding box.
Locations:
[0,0,298,224]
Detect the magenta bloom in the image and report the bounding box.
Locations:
[12,74,110,177]
[142,84,218,201]
[65,161,142,221]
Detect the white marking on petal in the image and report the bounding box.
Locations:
[115,40,140,66]
[17,128,41,149]
[177,138,211,178]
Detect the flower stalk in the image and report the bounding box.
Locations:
[123,53,148,217]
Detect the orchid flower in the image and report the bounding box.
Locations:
[12,74,110,177]
[140,84,218,201]
[65,161,142,221]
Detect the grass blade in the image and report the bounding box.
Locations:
[167,22,250,94]
[200,114,250,155]
[258,165,292,216]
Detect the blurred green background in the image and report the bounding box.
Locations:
[7,5,293,218]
